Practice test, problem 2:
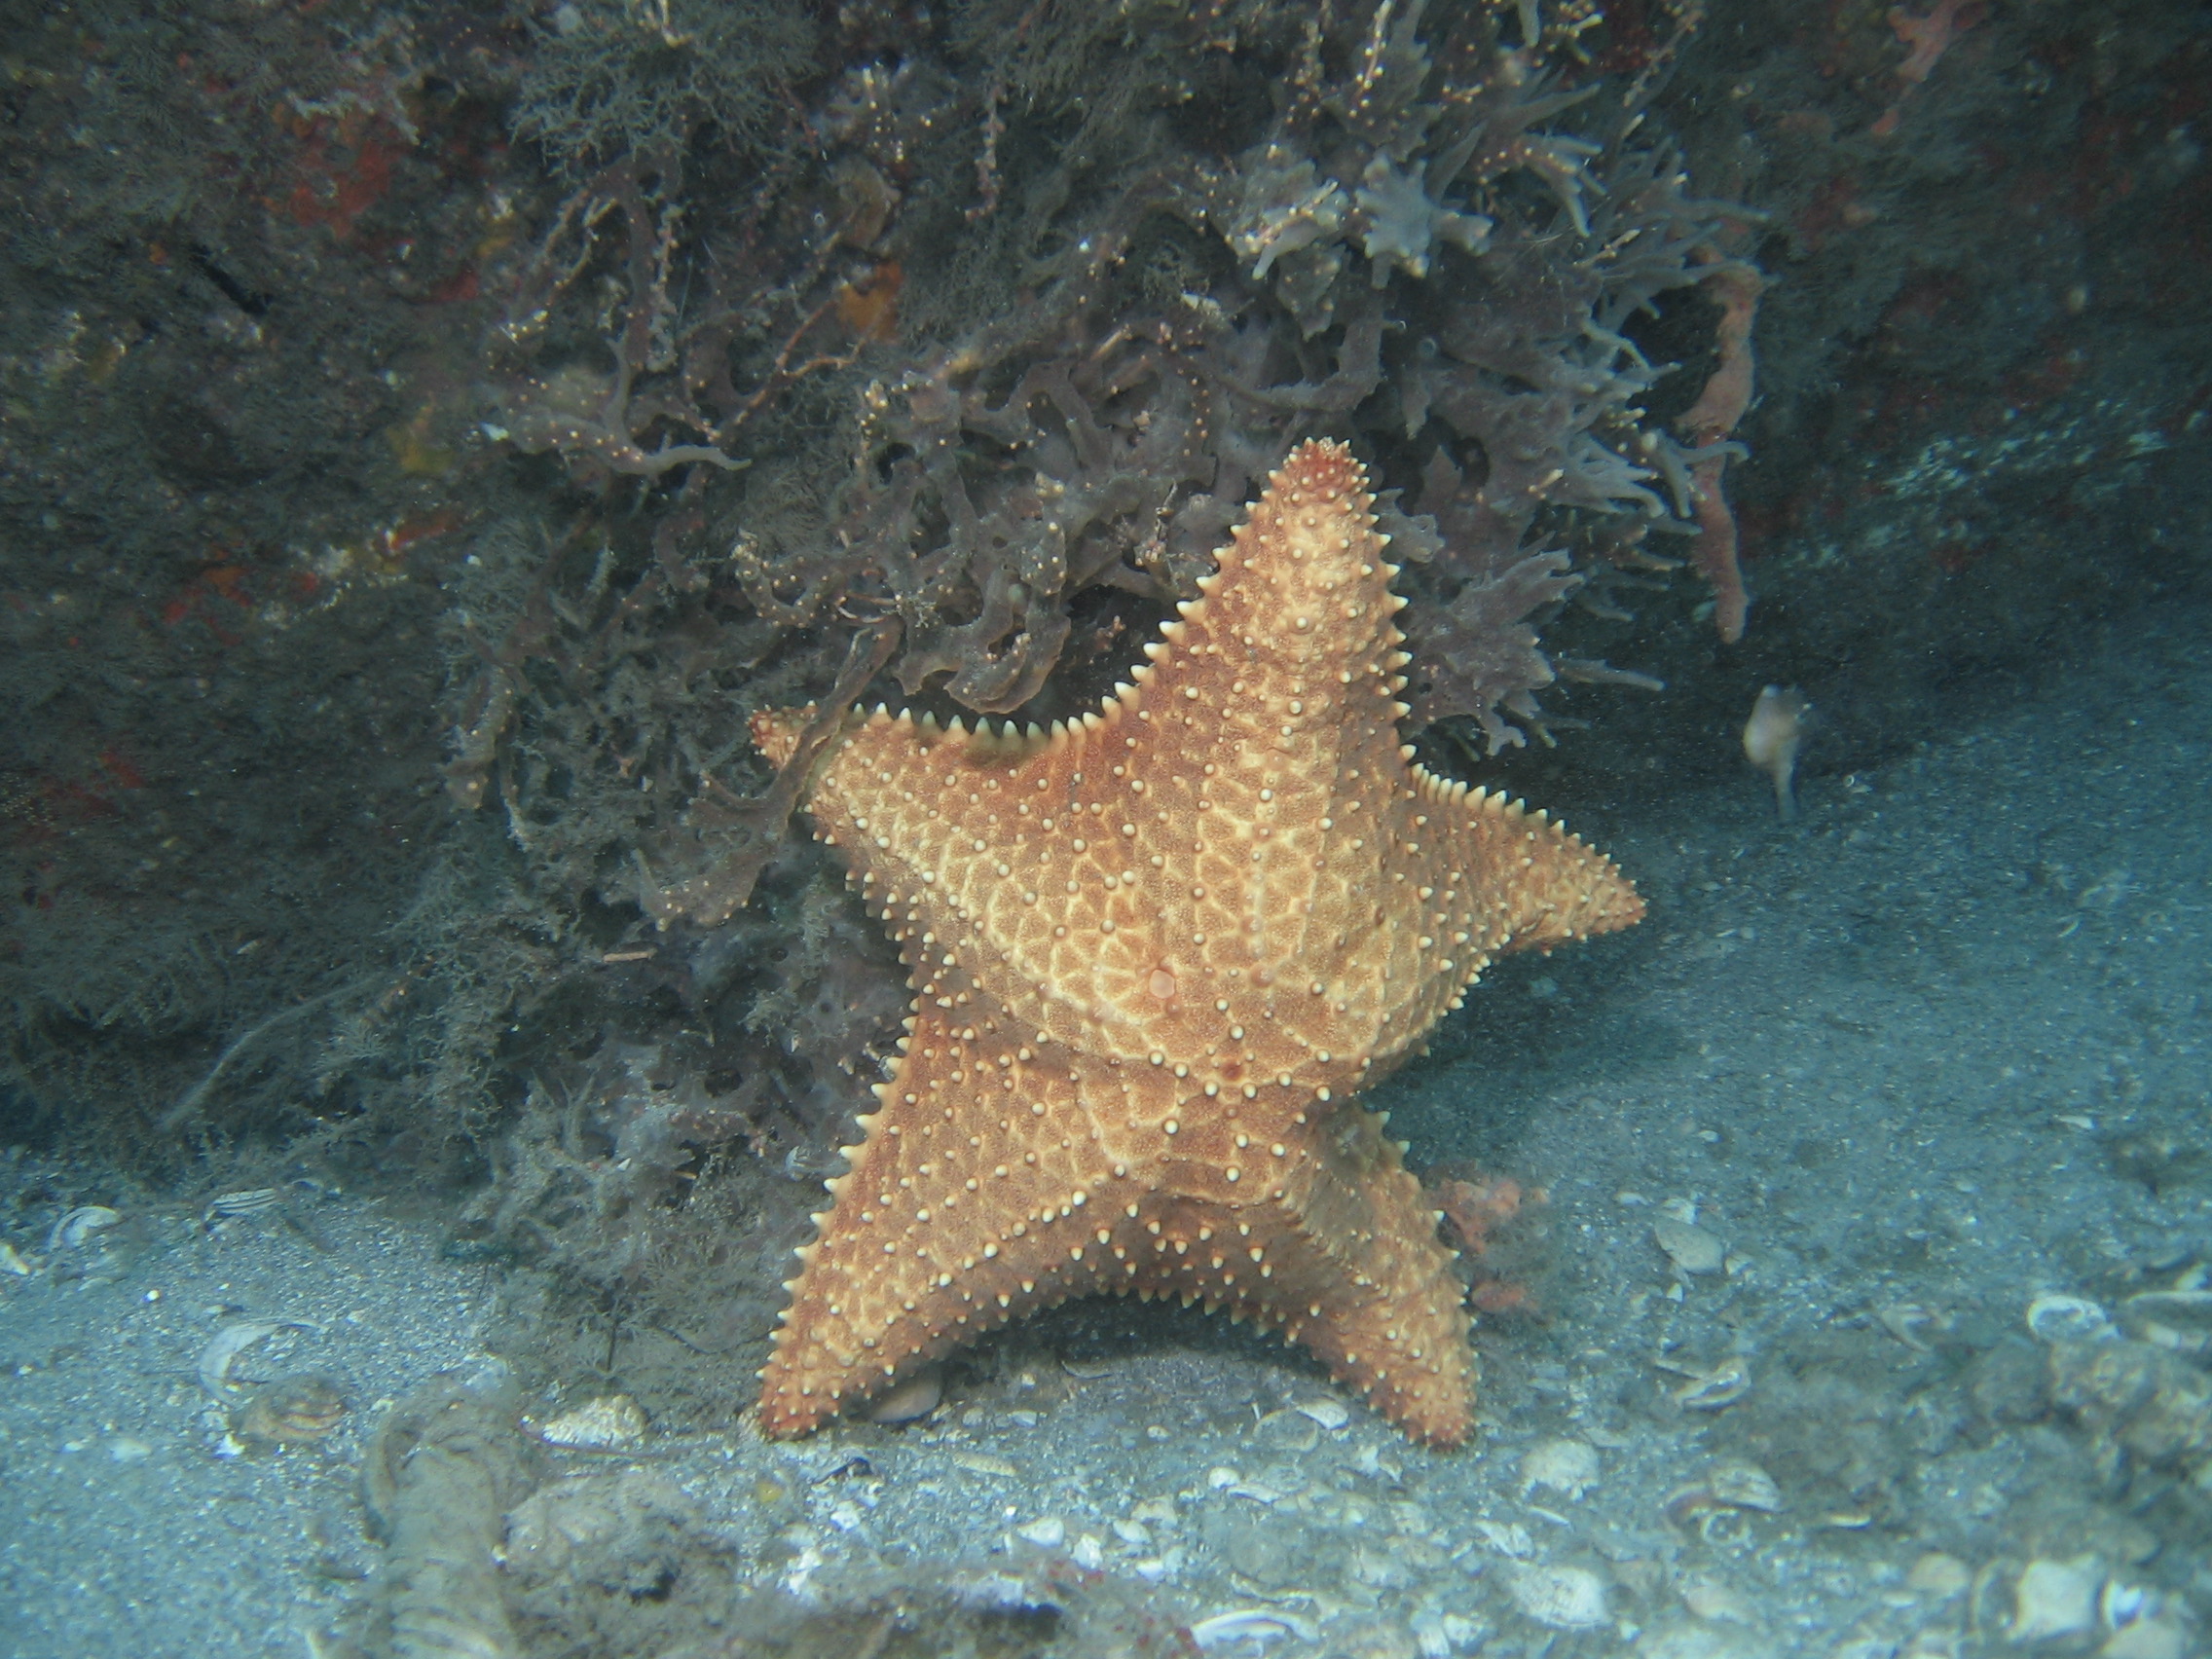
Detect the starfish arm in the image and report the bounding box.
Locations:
[757,999,1124,1437]
[758,703,1191,1063]
[761,986,1475,1442]
[1233,1104,1477,1446]
[1408,766,1645,957]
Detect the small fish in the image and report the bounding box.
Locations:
[1742,684,1811,822]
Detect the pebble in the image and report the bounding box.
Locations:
[2101,1612,2194,1659]
[2009,1555,2101,1642]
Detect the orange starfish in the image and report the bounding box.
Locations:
[751,439,1643,1444]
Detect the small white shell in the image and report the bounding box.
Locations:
[1520,1437,1602,1500]
[1652,1214,1726,1275]
[1507,1563,1610,1629]
[1293,1397,1350,1429]
[1189,1609,1318,1648]
[536,1394,646,1450]
[2026,1293,2116,1345]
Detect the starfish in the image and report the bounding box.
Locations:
[750,439,1643,1444]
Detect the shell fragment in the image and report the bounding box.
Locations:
[536,1395,647,1450]
[1652,1214,1725,1275]
[197,1319,322,1399]
[1507,1563,1609,1629]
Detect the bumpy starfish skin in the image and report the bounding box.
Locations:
[751,439,1643,1444]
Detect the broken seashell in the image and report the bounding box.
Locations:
[536,1394,646,1450]
[2026,1291,2116,1345]
[1223,1479,1287,1505]
[1474,1519,1534,1559]
[1680,1576,1757,1624]
[233,1375,348,1445]
[1663,1461,1780,1530]
[1507,1563,1610,1630]
[1876,1303,1943,1350]
[1253,1410,1319,1453]
[1189,1608,1319,1649]
[1520,1437,1602,1500]
[1652,1214,1725,1275]
[2101,1577,2148,1631]
[198,1318,322,1398]
[48,1205,121,1252]
[1293,1397,1350,1429]
[863,1364,942,1423]
[1706,1460,1782,1512]
[1671,1357,1752,1411]
[2118,1289,2212,1357]
[2046,1338,2212,1476]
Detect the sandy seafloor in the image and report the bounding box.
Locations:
[3,604,2209,1659]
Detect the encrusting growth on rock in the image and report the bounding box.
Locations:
[750,440,1644,1445]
